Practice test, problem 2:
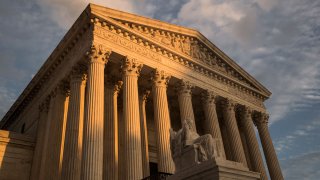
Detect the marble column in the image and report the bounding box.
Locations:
[152,69,175,174]
[175,80,196,132]
[139,89,150,178]
[61,67,87,180]
[240,107,267,180]
[60,90,70,178]
[104,79,122,180]
[239,129,253,170]
[30,99,49,180]
[121,56,143,179]
[117,106,124,180]
[81,45,110,180]
[201,90,226,158]
[256,113,284,180]
[220,123,233,160]
[38,97,54,180]
[44,83,69,180]
[222,99,247,166]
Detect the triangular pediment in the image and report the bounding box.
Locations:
[89,4,271,98]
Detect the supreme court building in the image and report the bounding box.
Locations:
[0,4,283,180]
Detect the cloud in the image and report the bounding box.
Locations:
[0,86,17,118]
[273,116,320,157]
[35,0,157,29]
[175,0,320,124]
[0,0,64,119]
[281,151,320,179]
[255,0,279,11]
[177,0,244,27]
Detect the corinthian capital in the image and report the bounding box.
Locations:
[86,44,111,64]
[221,98,236,111]
[104,75,123,95]
[70,65,87,82]
[39,97,50,113]
[242,106,253,118]
[175,80,194,95]
[151,69,171,87]
[121,56,143,76]
[201,90,217,105]
[51,81,70,98]
[114,81,123,95]
[238,106,253,126]
[253,112,269,127]
[139,89,151,102]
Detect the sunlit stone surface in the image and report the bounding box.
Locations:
[0,3,283,180]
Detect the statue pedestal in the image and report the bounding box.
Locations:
[168,146,260,180]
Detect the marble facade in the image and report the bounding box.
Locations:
[0,3,283,180]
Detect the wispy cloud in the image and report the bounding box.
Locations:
[35,0,157,29]
[281,151,320,179]
[274,116,320,157]
[174,0,320,124]
[0,0,65,118]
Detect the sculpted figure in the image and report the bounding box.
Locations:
[200,48,208,61]
[172,37,182,51]
[152,30,162,41]
[170,120,216,165]
[181,38,191,56]
[161,32,172,45]
[190,40,201,59]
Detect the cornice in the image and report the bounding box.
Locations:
[89,3,271,97]
[91,16,266,107]
[89,3,197,35]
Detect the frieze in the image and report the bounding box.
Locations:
[228,86,264,107]
[113,18,254,88]
[94,25,162,62]
[92,18,265,107]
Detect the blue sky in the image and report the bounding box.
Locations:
[0,0,319,178]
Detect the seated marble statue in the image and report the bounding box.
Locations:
[170,119,216,164]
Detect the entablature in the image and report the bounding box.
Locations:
[91,16,267,110]
[90,4,271,98]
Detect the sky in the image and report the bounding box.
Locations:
[0,0,319,178]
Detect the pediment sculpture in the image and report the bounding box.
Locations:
[112,19,261,89]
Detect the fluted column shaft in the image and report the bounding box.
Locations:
[81,45,109,180]
[241,107,267,180]
[44,84,69,180]
[30,100,49,180]
[256,114,284,180]
[60,93,69,178]
[122,57,143,179]
[175,80,196,131]
[201,91,226,158]
[104,80,122,180]
[118,108,124,180]
[240,130,253,170]
[38,97,54,180]
[152,69,175,174]
[220,124,233,160]
[139,90,150,178]
[222,99,247,166]
[61,69,86,180]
